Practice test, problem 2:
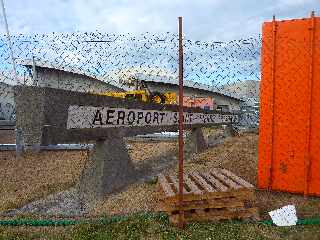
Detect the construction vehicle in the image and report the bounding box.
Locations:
[99,77,177,105]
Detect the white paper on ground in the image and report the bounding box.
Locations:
[268,205,298,226]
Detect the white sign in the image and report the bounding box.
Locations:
[268,205,298,226]
[66,105,238,129]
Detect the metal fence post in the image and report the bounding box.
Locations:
[178,16,185,229]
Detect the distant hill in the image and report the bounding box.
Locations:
[221,80,260,101]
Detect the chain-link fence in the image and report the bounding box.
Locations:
[0,32,261,125]
[0,30,262,216]
[2,20,320,225]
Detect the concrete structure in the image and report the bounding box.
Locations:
[78,138,135,207]
[14,86,239,209]
[14,86,238,146]
[0,82,15,121]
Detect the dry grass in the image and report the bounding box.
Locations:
[127,141,178,163]
[185,134,258,184]
[0,150,87,212]
[0,140,177,214]
[185,134,320,219]
[0,132,319,221]
[96,134,320,220]
[94,183,159,216]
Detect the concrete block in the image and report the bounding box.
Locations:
[223,124,237,137]
[77,137,136,210]
[185,128,207,157]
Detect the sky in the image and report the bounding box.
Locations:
[0,0,318,88]
[1,0,319,41]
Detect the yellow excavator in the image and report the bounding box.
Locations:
[99,78,177,105]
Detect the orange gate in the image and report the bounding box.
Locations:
[258,13,320,196]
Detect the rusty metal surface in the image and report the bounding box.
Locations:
[178,16,185,228]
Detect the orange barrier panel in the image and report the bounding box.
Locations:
[258,15,320,196]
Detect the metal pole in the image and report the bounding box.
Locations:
[178,16,185,229]
[0,0,18,84]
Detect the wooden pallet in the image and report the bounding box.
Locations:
[156,168,259,224]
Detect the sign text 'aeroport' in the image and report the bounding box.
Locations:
[66,106,238,129]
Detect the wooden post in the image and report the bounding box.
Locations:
[178,16,185,229]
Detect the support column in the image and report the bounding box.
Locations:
[15,128,24,158]
[77,137,135,210]
[223,124,237,138]
[185,128,207,157]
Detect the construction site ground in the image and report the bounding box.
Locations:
[0,129,320,239]
[1,129,319,219]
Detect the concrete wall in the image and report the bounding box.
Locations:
[145,82,242,111]
[35,67,122,93]
[0,82,15,120]
[14,86,238,146]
